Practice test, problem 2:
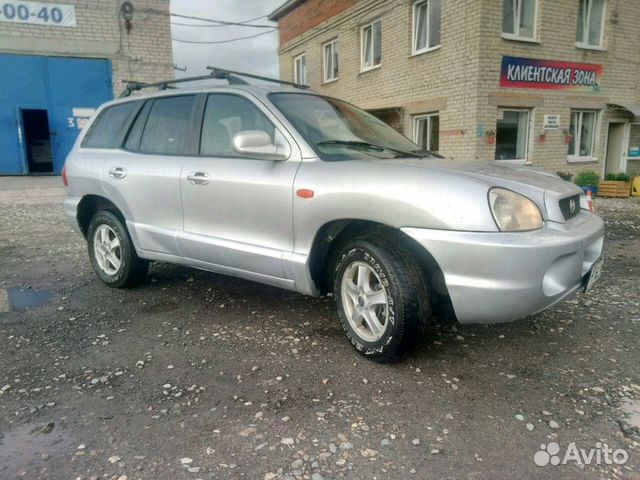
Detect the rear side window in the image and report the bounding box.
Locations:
[83,101,138,148]
[139,95,196,155]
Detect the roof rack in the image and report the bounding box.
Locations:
[206,66,309,90]
[119,66,309,98]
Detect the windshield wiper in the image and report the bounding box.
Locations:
[316,140,385,151]
[412,149,445,159]
[317,140,421,158]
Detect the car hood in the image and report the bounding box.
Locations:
[393,158,576,193]
[376,157,584,222]
[445,161,579,191]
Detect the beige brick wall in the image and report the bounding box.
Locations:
[278,0,484,161]
[276,0,640,176]
[476,0,640,176]
[0,0,174,97]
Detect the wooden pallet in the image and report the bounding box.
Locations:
[598,180,631,198]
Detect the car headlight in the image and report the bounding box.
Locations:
[488,188,543,231]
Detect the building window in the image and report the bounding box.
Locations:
[568,110,598,160]
[361,20,382,71]
[413,113,439,152]
[576,0,605,48]
[323,40,339,82]
[294,54,307,85]
[412,0,441,54]
[502,0,537,40]
[629,124,640,158]
[495,109,530,162]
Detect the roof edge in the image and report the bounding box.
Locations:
[608,102,640,118]
[267,0,308,21]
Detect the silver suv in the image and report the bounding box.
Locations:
[63,75,604,361]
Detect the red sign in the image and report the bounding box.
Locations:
[501,56,603,92]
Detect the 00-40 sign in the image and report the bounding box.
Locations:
[0,2,76,26]
[2,3,63,22]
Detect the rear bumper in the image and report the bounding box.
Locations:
[402,211,604,323]
[63,196,83,237]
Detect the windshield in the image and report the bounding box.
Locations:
[269,93,426,161]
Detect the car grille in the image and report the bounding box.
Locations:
[559,194,581,221]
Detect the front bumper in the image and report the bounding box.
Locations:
[402,211,604,323]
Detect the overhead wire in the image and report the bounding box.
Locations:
[172,29,276,44]
[162,3,398,46]
[139,8,275,28]
[163,9,277,45]
[170,13,268,28]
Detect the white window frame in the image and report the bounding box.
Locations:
[601,120,631,177]
[495,108,532,164]
[323,39,339,83]
[293,53,307,85]
[628,123,640,161]
[576,0,606,50]
[360,20,382,72]
[412,0,441,55]
[567,110,599,163]
[412,113,439,152]
[502,0,538,42]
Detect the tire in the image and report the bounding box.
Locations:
[87,210,148,288]
[332,233,430,362]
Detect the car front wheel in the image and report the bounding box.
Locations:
[87,210,148,288]
[332,234,430,362]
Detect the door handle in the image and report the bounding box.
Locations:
[108,167,127,179]
[187,172,210,185]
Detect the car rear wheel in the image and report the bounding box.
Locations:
[332,234,430,362]
[87,210,148,288]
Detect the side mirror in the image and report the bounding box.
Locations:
[232,130,289,160]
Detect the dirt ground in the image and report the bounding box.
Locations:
[0,177,639,480]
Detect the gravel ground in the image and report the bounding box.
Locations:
[0,177,639,480]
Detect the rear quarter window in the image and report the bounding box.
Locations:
[82,101,139,149]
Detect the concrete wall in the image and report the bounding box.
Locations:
[274,0,640,176]
[0,0,174,97]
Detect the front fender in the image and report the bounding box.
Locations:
[292,159,497,255]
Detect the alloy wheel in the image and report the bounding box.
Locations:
[340,261,389,342]
[93,224,122,276]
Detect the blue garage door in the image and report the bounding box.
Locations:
[0,54,113,175]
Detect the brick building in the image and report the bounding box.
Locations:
[0,0,173,175]
[269,0,640,178]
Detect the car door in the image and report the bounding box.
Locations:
[179,91,300,280]
[101,94,198,256]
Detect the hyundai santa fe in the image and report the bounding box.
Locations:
[63,75,604,362]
